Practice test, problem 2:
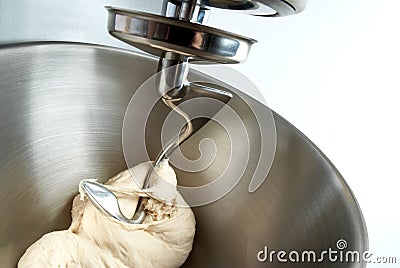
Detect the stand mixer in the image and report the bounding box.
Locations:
[81,0,306,223]
[0,0,369,267]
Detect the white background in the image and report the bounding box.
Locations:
[1,0,399,266]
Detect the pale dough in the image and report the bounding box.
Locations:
[18,161,196,268]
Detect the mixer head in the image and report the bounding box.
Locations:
[106,0,307,93]
[106,0,307,65]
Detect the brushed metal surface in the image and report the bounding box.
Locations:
[0,43,367,267]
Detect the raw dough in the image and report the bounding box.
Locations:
[18,161,196,267]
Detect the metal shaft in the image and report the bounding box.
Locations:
[162,0,207,23]
[156,52,190,99]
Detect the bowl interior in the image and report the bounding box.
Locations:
[0,43,367,267]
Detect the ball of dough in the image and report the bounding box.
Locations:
[19,161,196,268]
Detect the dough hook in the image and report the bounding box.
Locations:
[81,0,305,223]
[81,74,232,224]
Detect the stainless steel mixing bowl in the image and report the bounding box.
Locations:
[0,42,368,267]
